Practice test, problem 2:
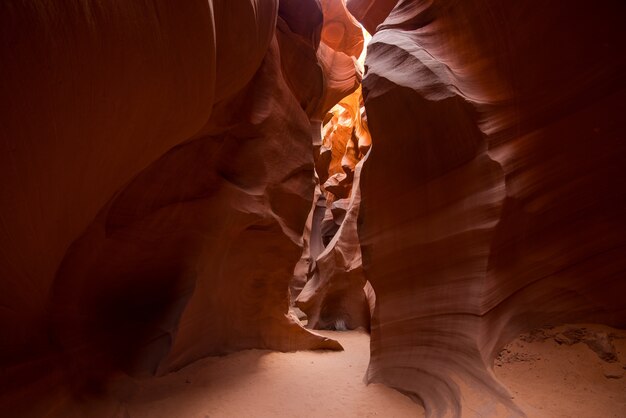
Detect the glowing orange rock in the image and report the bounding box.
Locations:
[295,86,375,331]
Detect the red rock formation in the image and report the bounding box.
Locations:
[312,0,364,123]
[294,86,375,331]
[281,1,373,332]
[3,0,625,416]
[278,0,363,165]
[357,0,626,416]
[1,0,216,376]
[321,0,365,59]
[0,0,342,411]
[277,0,324,119]
[346,0,398,34]
[296,153,372,331]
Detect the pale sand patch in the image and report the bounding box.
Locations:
[125,330,424,418]
[495,324,626,418]
[120,325,626,418]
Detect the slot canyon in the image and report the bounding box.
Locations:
[1,0,625,417]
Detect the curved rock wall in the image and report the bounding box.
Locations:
[346,0,398,34]
[358,1,626,416]
[296,153,372,331]
[313,0,365,123]
[2,0,625,416]
[1,0,216,374]
[284,1,375,332]
[0,0,348,410]
[295,87,375,331]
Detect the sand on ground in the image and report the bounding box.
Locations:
[113,324,626,418]
[125,330,423,418]
[494,324,626,418]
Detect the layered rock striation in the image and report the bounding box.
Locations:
[2,0,625,417]
[357,0,626,416]
[285,1,375,332]
[0,0,357,412]
[294,87,375,331]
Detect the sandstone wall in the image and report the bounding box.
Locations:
[0,1,349,412]
[357,1,626,416]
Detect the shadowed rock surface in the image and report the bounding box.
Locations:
[0,1,343,413]
[1,1,625,417]
[294,87,375,331]
[358,1,626,416]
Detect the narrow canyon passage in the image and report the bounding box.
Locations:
[1,1,626,417]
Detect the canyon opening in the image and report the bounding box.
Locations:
[1,1,625,418]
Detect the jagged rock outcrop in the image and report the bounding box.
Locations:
[357,1,626,416]
[0,0,344,413]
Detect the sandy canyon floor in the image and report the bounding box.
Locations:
[114,324,626,418]
[494,324,626,418]
[26,324,623,417]
[125,330,421,418]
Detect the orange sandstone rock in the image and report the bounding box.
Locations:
[295,86,375,331]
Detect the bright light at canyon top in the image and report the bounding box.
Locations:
[358,25,371,73]
[328,19,370,117]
